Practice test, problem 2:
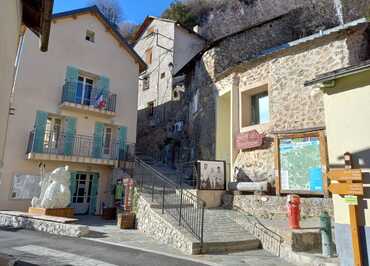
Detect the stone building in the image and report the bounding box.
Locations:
[133,17,205,163]
[174,7,370,188]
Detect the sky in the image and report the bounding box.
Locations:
[53,0,174,24]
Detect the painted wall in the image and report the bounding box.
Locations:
[322,69,370,266]
[0,0,22,181]
[134,19,175,110]
[0,12,140,212]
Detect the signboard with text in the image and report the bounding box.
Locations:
[236,130,264,150]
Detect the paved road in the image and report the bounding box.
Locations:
[0,228,208,266]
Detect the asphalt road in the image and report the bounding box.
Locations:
[0,227,208,266]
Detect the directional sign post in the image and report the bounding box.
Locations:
[327,153,363,266]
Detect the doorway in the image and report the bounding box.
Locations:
[76,75,94,105]
[71,172,98,215]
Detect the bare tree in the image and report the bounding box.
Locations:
[119,21,139,43]
[89,0,123,25]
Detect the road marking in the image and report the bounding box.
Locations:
[13,245,117,266]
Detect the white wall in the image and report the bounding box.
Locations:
[173,26,205,74]
[0,0,22,179]
[0,12,140,211]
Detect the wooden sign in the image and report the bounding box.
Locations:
[326,169,362,182]
[236,130,264,150]
[328,182,364,196]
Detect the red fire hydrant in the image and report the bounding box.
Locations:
[287,195,301,229]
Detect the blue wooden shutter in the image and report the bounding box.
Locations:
[64,116,77,156]
[64,66,79,103]
[69,172,77,204]
[33,111,48,153]
[118,126,127,160]
[89,174,99,215]
[92,122,104,158]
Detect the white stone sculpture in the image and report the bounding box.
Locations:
[31,166,71,209]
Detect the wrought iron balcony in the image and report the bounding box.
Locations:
[61,81,117,113]
[26,130,134,165]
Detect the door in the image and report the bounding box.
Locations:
[71,173,94,214]
[76,76,93,105]
[43,117,62,153]
[103,127,112,158]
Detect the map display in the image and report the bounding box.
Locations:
[11,174,41,199]
[279,137,323,192]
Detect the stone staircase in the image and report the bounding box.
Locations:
[133,157,262,255]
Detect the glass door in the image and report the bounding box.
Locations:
[43,117,62,153]
[71,173,94,215]
[103,127,112,158]
[76,76,93,106]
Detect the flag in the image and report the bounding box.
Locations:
[96,93,106,109]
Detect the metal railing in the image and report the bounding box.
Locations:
[62,81,117,112]
[27,129,134,161]
[175,161,199,188]
[233,206,283,256]
[135,158,205,248]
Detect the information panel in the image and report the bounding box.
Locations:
[11,174,41,199]
[279,136,323,193]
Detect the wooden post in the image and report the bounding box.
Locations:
[274,136,281,195]
[344,152,363,266]
[319,131,329,197]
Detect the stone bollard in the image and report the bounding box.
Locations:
[320,211,333,257]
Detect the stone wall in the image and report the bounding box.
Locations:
[198,0,370,41]
[136,195,199,254]
[233,195,333,219]
[0,213,89,237]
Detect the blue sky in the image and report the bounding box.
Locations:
[53,0,173,24]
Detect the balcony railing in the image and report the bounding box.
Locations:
[61,81,117,113]
[27,130,134,161]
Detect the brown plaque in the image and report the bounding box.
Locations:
[236,130,264,150]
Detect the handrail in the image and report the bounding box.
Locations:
[135,158,205,249]
[233,206,283,256]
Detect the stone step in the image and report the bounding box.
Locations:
[197,239,261,254]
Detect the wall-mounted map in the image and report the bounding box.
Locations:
[279,137,323,193]
[11,174,41,199]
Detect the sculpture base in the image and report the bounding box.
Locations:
[28,207,74,218]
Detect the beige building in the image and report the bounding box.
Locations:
[0,0,53,186]
[306,60,370,266]
[0,6,146,214]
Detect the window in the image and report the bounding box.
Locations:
[85,30,95,43]
[251,92,269,125]
[241,85,269,128]
[103,127,112,155]
[142,75,150,90]
[161,72,166,79]
[44,117,62,152]
[147,101,155,117]
[145,48,153,65]
[191,90,199,115]
[76,76,94,105]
